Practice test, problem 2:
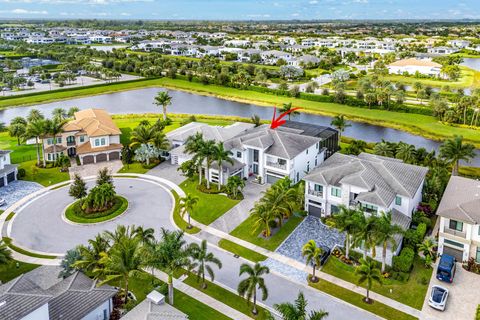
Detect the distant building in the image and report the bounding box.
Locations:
[427,46,459,55]
[387,58,442,77]
[0,150,17,188]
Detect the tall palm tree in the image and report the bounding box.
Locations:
[185,133,205,184]
[67,107,80,118]
[330,114,351,140]
[274,292,328,320]
[154,91,173,121]
[395,142,417,164]
[73,234,111,273]
[52,107,67,121]
[129,125,156,149]
[418,238,437,260]
[373,141,395,158]
[179,193,199,229]
[45,117,67,162]
[188,239,222,289]
[226,175,246,198]
[26,119,45,166]
[237,263,270,315]
[156,228,190,305]
[376,211,403,272]
[133,226,155,246]
[301,240,323,283]
[263,183,298,226]
[281,102,300,120]
[27,109,44,123]
[353,214,377,259]
[250,203,275,237]
[251,114,261,127]
[327,206,360,259]
[0,240,12,266]
[439,135,476,175]
[200,140,216,189]
[355,258,382,303]
[213,142,233,189]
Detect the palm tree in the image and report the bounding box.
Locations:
[250,203,275,237]
[263,182,298,226]
[0,240,12,266]
[355,258,382,303]
[251,114,261,127]
[154,91,173,121]
[129,125,156,149]
[67,107,80,118]
[27,109,44,123]
[237,263,270,315]
[52,107,67,121]
[274,292,328,320]
[188,239,222,289]
[45,117,67,162]
[156,228,190,305]
[96,235,145,304]
[26,119,45,166]
[133,226,155,246]
[353,214,377,259]
[328,206,361,259]
[73,234,111,273]
[200,140,216,189]
[185,133,205,184]
[226,175,246,198]
[330,115,351,140]
[418,238,437,260]
[395,142,417,164]
[213,142,233,189]
[373,141,395,158]
[302,240,323,283]
[376,211,403,272]
[152,130,170,150]
[179,193,199,229]
[281,102,300,120]
[439,135,476,175]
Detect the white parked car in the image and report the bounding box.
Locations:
[0,199,6,206]
[428,285,449,311]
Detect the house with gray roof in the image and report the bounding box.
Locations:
[122,290,188,320]
[0,266,117,320]
[303,152,428,264]
[0,150,17,188]
[436,176,480,263]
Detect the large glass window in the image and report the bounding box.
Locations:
[80,135,85,143]
[331,187,341,197]
[361,203,378,214]
[253,149,259,162]
[477,248,480,263]
[101,138,106,146]
[395,196,402,206]
[449,219,463,232]
[314,184,323,192]
[95,139,100,147]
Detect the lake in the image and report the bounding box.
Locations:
[1,87,479,166]
[461,58,480,72]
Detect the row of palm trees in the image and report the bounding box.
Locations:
[250,177,303,237]
[328,206,404,273]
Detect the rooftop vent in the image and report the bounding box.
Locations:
[146,290,165,305]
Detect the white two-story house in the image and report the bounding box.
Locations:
[303,153,428,264]
[436,176,480,263]
[0,150,17,188]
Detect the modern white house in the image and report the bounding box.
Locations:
[387,58,442,77]
[436,176,480,263]
[303,153,428,264]
[427,46,459,55]
[0,150,17,188]
[0,266,117,320]
[122,290,188,320]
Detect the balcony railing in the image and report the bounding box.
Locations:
[266,161,287,170]
[444,228,467,238]
[67,141,76,146]
[308,189,323,198]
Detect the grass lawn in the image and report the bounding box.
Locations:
[3,237,59,259]
[230,215,304,251]
[118,161,160,174]
[179,178,239,225]
[172,190,201,234]
[18,160,70,187]
[116,273,232,320]
[65,196,128,224]
[218,239,267,262]
[321,256,431,310]
[183,273,270,319]
[309,279,417,320]
[0,260,39,283]
[0,132,37,164]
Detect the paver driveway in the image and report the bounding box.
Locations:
[8,178,174,254]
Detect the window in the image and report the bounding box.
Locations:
[101,138,106,146]
[47,138,53,145]
[395,196,402,206]
[314,184,323,192]
[306,149,309,155]
[306,161,310,172]
[57,137,62,144]
[95,139,100,147]
[361,203,378,214]
[331,204,340,215]
[236,151,241,158]
[331,187,341,197]
[444,239,464,248]
[253,149,259,162]
[477,248,480,263]
[449,220,463,232]
[296,172,299,182]
[47,153,51,161]
[278,158,286,165]
[80,135,85,143]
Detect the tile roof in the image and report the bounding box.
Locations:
[63,108,121,137]
[436,176,480,224]
[304,153,428,208]
[166,121,255,143]
[76,142,122,155]
[388,58,441,68]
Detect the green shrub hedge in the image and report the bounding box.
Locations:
[65,196,128,224]
[393,247,415,273]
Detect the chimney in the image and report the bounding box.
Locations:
[146,290,165,305]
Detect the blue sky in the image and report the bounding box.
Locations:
[0,0,478,20]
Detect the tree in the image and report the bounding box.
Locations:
[45,117,67,162]
[73,234,111,273]
[274,292,328,320]
[179,193,199,229]
[328,206,361,259]
[373,141,395,158]
[121,145,134,168]
[0,240,12,266]
[302,240,323,283]
[97,167,113,186]
[177,159,197,179]
[237,263,270,315]
[8,123,26,145]
[134,143,162,165]
[27,109,44,123]
[439,135,476,175]
[59,248,82,278]
[418,237,437,261]
[69,174,87,200]
[154,91,173,121]
[26,119,45,166]
[355,258,382,303]
[330,114,351,140]
[67,107,80,118]
[251,114,261,127]
[365,92,376,108]
[184,133,205,184]
[226,175,246,198]
[213,142,233,189]
[129,124,158,149]
[281,103,300,120]
[396,142,417,164]
[250,203,275,237]
[52,107,67,121]
[188,239,222,289]
[376,211,403,272]
[200,140,216,189]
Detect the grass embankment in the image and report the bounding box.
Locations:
[230,216,303,251]
[218,239,267,262]
[172,190,201,234]
[2,76,480,146]
[65,196,128,224]
[2,237,59,259]
[179,178,239,225]
[0,260,39,283]
[309,279,417,320]
[183,273,270,319]
[322,256,431,310]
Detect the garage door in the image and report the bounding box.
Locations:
[308,205,322,218]
[109,152,120,160]
[266,175,281,185]
[0,178,4,188]
[6,172,15,183]
[83,155,94,164]
[96,153,107,162]
[443,246,464,262]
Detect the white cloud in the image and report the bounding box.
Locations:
[1,8,49,14]
[352,0,368,3]
[0,0,152,3]
[309,0,318,4]
[120,12,130,16]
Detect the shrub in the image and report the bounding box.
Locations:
[17,168,26,178]
[476,305,480,320]
[268,219,278,229]
[416,223,427,240]
[393,247,415,273]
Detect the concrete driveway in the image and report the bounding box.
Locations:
[8,178,174,254]
[422,262,480,319]
[69,160,123,178]
[147,161,186,185]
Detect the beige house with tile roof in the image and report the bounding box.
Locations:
[387,58,442,77]
[43,108,123,165]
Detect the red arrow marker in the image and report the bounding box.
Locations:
[270,107,302,129]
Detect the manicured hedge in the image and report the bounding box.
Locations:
[393,247,415,273]
[65,196,128,224]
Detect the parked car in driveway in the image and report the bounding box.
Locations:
[437,254,456,283]
[428,285,449,311]
[0,198,6,206]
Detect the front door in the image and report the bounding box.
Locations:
[253,164,259,174]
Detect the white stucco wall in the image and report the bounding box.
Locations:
[21,303,49,320]
[81,299,112,320]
